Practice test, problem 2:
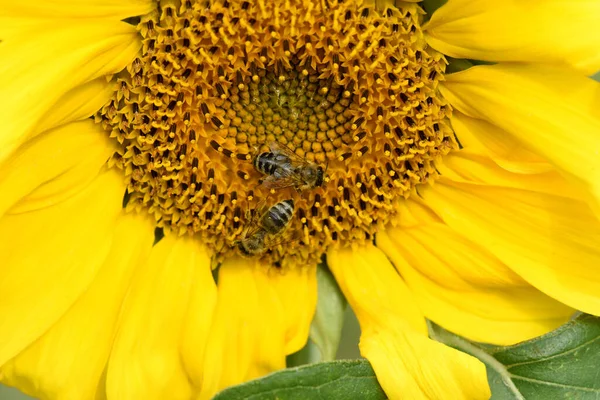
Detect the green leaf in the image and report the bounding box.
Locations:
[446,58,474,74]
[308,263,347,362]
[421,0,448,18]
[429,314,600,400]
[213,360,386,400]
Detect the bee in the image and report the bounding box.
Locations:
[253,142,325,192]
[236,199,295,256]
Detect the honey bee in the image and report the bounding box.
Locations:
[253,142,325,192]
[236,199,295,256]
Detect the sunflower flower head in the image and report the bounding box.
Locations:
[97,0,452,266]
[3,0,600,399]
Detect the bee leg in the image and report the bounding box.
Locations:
[243,199,253,221]
[246,199,267,224]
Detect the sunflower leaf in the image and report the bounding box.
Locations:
[421,0,448,18]
[213,360,386,400]
[429,314,600,400]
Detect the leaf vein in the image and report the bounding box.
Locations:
[505,335,600,368]
[510,375,600,392]
[241,374,380,400]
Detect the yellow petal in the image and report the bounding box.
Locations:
[439,152,585,201]
[451,111,553,174]
[0,120,114,217]
[328,245,490,400]
[361,328,488,400]
[0,0,153,21]
[377,225,573,345]
[424,179,600,317]
[106,235,210,400]
[328,246,426,334]
[0,169,125,367]
[396,196,443,228]
[441,64,600,218]
[424,0,600,75]
[180,253,218,390]
[198,260,316,400]
[0,19,140,164]
[0,214,154,400]
[270,265,318,355]
[34,77,115,137]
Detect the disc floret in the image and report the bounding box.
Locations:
[98,0,455,266]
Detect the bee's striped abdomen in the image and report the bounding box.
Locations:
[254,152,281,176]
[262,199,294,234]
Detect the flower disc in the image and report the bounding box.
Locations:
[97,0,455,266]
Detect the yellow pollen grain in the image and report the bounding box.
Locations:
[97,0,454,268]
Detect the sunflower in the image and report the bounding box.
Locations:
[2,0,600,399]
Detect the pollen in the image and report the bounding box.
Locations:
[97,0,455,267]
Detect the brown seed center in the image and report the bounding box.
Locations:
[97,0,455,267]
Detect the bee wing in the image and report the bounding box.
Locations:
[268,141,309,165]
[260,173,299,190]
[238,199,268,239]
[265,230,301,249]
[238,219,262,240]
